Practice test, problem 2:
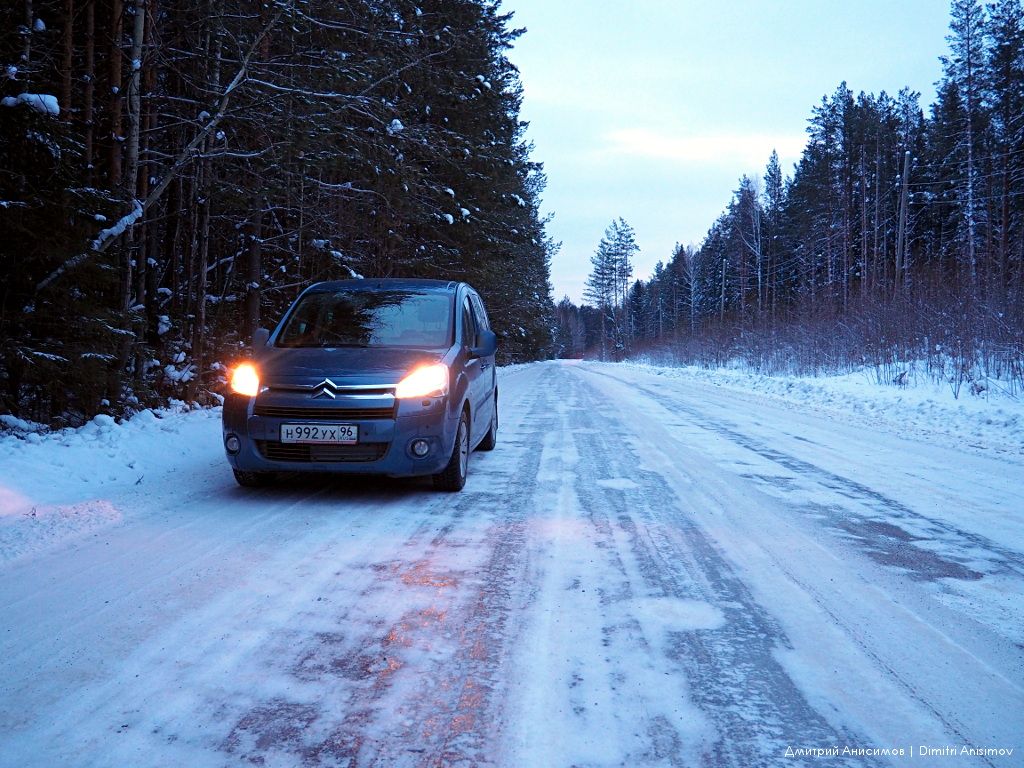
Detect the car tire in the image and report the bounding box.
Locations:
[477,394,497,451]
[433,410,469,492]
[232,468,276,488]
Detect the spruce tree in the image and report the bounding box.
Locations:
[984,0,1024,308]
[0,0,555,422]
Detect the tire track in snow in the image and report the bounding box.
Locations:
[560,367,883,767]
[219,377,552,767]
[593,366,1024,585]
[571,363,1021,766]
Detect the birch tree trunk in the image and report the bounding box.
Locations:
[123,0,146,315]
[243,209,264,343]
[83,0,94,185]
[185,0,223,400]
[108,0,123,188]
[124,0,145,202]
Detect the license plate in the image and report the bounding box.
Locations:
[281,423,358,444]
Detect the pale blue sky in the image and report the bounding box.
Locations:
[502,0,952,303]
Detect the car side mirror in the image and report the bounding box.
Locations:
[252,328,270,348]
[470,330,497,359]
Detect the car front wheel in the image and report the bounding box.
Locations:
[433,410,469,492]
[477,394,497,451]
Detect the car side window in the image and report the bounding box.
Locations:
[461,298,476,347]
[469,293,490,332]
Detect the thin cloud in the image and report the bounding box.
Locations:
[602,128,806,170]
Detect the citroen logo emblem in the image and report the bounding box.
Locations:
[311,379,340,399]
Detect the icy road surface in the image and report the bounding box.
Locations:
[1,361,1022,767]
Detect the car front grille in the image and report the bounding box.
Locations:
[253,404,395,420]
[256,440,390,463]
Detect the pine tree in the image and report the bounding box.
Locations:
[763,151,784,317]
[942,0,989,289]
[584,218,636,360]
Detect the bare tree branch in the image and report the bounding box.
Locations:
[36,3,291,293]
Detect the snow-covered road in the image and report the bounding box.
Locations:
[1,361,1022,767]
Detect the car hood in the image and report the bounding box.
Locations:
[254,345,447,387]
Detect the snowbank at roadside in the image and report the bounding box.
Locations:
[0,365,536,562]
[0,405,222,562]
[619,361,1024,459]
[3,359,1022,564]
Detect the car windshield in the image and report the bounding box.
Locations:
[275,290,454,349]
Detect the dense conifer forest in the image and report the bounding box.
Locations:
[1,0,554,425]
[561,0,1024,395]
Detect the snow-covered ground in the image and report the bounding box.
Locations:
[0,405,223,563]
[1,361,1021,766]
[621,361,1024,460]
[2,362,1021,565]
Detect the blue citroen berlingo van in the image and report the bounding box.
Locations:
[222,279,498,491]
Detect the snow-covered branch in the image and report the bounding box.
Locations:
[35,4,290,293]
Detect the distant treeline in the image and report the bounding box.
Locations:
[0,0,554,425]
[559,0,1024,393]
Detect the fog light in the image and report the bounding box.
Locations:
[225,434,241,454]
[410,439,430,458]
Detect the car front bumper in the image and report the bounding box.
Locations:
[222,391,459,478]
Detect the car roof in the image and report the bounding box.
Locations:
[304,278,463,294]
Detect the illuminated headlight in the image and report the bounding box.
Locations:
[396,364,449,399]
[230,363,260,397]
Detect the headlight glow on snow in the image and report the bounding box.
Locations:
[230,363,260,397]
[396,364,449,399]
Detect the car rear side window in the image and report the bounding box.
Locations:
[460,298,476,347]
[469,293,491,332]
